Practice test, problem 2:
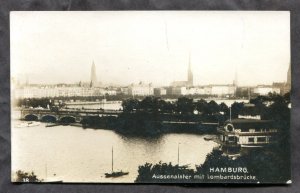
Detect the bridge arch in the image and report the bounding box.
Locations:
[24,114,38,121]
[60,116,76,124]
[41,115,57,123]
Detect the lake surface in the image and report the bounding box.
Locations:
[11,121,218,183]
[12,98,247,182]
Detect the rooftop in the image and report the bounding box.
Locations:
[225,119,275,129]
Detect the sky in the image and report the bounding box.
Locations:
[10,11,290,87]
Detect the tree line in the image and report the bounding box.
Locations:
[122,97,230,115]
[122,92,290,120]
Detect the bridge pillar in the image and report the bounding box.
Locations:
[38,114,42,121]
[20,110,26,120]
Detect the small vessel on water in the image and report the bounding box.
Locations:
[204,136,215,141]
[105,146,129,178]
[16,121,40,128]
[70,123,83,127]
[104,171,129,178]
[45,123,60,127]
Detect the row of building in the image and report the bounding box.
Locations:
[128,82,289,97]
[12,81,290,99]
[12,85,117,99]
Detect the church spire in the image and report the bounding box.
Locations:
[234,65,238,87]
[187,52,193,87]
[287,62,291,85]
[90,61,97,87]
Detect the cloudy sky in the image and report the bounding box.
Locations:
[11,11,290,86]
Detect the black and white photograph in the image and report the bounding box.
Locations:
[10,11,291,183]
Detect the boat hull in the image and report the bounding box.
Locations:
[104,172,129,178]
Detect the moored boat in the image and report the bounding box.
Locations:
[46,123,60,127]
[16,121,40,128]
[70,123,83,127]
[204,136,214,141]
[104,146,129,178]
[105,171,129,178]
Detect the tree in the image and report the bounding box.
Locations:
[15,170,42,182]
[122,98,139,112]
[283,92,290,104]
[219,102,229,115]
[195,99,208,115]
[176,97,194,114]
[267,96,290,128]
[139,96,160,112]
[158,100,174,113]
[250,95,268,106]
[207,100,220,115]
[230,102,244,118]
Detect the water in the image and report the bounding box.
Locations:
[12,99,247,182]
[11,121,218,183]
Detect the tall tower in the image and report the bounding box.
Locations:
[234,67,238,87]
[90,61,97,87]
[285,63,291,93]
[233,67,239,97]
[287,63,291,86]
[187,53,193,87]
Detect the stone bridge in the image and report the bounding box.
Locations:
[20,108,122,123]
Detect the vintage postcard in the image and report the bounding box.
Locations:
[10,11,291,183]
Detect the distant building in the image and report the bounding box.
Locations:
[13,85,117,99]
[154,88,167,96]
[210,85,236,96]
[253,64,290,96]
[186,87,205,95]
[100,88,117,96]
[204,86,212,95]
[119,87,129,95]
[196,85,236,97]
[166,86,201,96]
[272,82,287,95]
[166,87,173,95]
[128,82,154,96]
[253,85,280,95]
[171,87,187,95]
[236,87,253,98]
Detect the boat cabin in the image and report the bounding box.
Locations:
[217,119,278,148]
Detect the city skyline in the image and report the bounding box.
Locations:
[11,11,290,86]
